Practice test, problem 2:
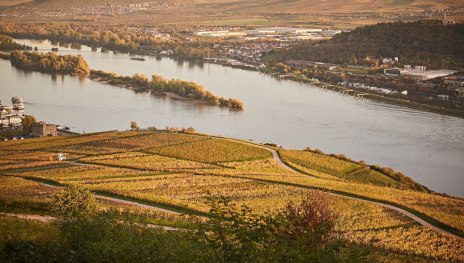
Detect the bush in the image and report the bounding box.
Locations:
[194,192,362,263]
[52,184,97,221]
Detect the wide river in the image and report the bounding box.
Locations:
[1,39,463,197]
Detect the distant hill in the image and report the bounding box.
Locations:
[198,0,464,14]
[3,0,464,27]
[280,20,464,70]
[9,0,464,13]
[21,0,149,6]
[0,0,151,8]
[0,0,31,7]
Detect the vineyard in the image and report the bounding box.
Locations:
[279,149,401,187]
[0,130,463,261]
[146,138,272,163]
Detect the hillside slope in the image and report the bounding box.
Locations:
[198,0,464,14]
[3,0,464,27]
[0,129,463,262]
[17,0,464,12]
[280,20,464,69]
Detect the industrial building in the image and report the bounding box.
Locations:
[384,65,456,81]
[196,27,341,40]
[246,27,323,35]
[195,31,247,37]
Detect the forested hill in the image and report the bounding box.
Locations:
[282,20,464,70]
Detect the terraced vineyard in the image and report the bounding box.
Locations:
[1,130,463,261]
[279,149,400,186]
[146,138,272,163]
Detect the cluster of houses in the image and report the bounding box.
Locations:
[224,42,290,62]
[1,97,58,139]
[195,27,342,41]
[4,2,193,18]
[0,97,24,128]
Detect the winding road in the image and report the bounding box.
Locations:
[228,139,463,240]
[39,180,179,215]
[25,137,463,240]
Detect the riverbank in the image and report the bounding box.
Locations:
[265,73,464,119]
[3,40,464,197]
[6,34,462,117]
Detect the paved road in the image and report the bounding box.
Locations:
[44,140,463,240]
[95,195,178,214]
[40,180,179,215]
[1,213,183,231]
[229,139,463,240]
[234,140,299,173]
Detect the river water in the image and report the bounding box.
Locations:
[1,39,463,197]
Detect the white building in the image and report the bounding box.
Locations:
[384,66,456,81]
[246,27,324,36]
[245,29,276,35]
[195,31,246,37]
[0,97,25,128]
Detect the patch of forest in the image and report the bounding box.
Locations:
[9,50,90,74]
[280,20,464,70]
[0,35,32,51]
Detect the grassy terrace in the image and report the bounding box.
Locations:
[0,130,463,261]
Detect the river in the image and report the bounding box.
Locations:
[1,39,463,197]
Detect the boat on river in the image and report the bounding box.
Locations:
[130,57,145,61]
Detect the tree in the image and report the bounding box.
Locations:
[196,196,264,263]
[75,54,90,74]
[193,193,355,263]
[52,184,98,257]
[52,184,97,221]
[21,115,36,134]
[130,121,138,130]
[280,191,336,261]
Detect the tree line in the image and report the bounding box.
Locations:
[9,50,90,75]
[0,35,32,51]
[91,70,244,110]
[0,23,209,61]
